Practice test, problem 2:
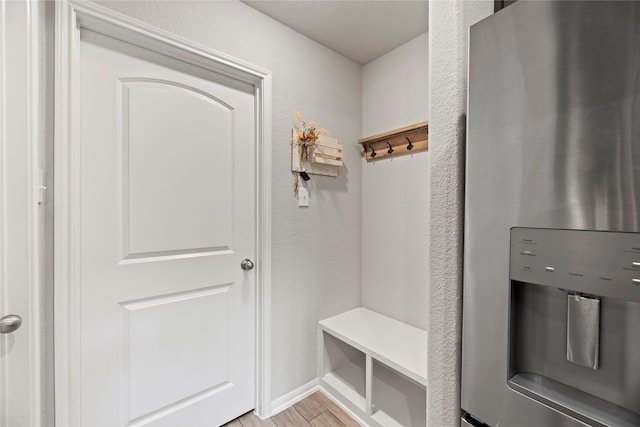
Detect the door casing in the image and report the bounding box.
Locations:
[54,1,273,423]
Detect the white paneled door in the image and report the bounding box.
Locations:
[68,29,256,425]
[1,1,42,425]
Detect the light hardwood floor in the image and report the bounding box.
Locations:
[223,391,360,427]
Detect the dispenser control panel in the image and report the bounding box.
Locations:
[510,227,640,303]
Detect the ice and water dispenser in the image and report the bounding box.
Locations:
[508,228,640,427]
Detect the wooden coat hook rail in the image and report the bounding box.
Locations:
[358,121,428,162]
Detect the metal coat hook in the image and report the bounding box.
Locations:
[370,144,377,158]
[386,141,394,154]
[406,137,414,150]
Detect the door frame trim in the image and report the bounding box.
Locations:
[54,1,273,423]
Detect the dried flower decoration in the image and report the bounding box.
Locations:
[294,111,329,161]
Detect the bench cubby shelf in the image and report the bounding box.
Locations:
[318,308,427,427]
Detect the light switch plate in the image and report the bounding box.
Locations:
[298,187,309,207]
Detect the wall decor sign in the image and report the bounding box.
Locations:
[291,112,343,178]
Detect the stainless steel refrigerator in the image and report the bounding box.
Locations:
[463,2,640,426]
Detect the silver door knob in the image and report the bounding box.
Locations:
[241,259,255,271]
[0,315,22,334]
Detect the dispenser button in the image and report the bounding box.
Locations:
[546,267,555,272]
[633,279,640,285]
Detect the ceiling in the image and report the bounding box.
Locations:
[241,1,429,65]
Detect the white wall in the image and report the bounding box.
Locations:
[427,1,493,425]
[96,0,363,403]
[362,32,429,135]
[361,32,429,329]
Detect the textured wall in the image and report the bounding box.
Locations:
[361,33,429,329]
[427,1,492,425]
[95,0,363,403]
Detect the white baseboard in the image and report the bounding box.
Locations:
[270,378,320,416]
[267,378,372,427]
[318,384,371,427]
